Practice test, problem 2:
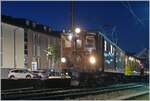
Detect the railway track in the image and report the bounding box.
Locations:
[2,83,146,100]
[2,86,34,93]
[115,90,149,100]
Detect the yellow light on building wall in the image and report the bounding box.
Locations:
[89,56,96,64]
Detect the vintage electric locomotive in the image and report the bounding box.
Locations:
[60,29,143,85]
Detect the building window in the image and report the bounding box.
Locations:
[24,50,28,55]
[32,23,36,28]
[48,28,51,32]
[24,37,28,42]
[26,20,30,26]
[44,26,47,31]
[24,44,28,49]
[24,32,28,42]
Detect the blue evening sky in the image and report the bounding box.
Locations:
[1,1,149,53]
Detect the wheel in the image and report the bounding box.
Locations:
[10,75,15,79]
[26,75,31,79]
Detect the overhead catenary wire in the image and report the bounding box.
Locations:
[121,1,144,26]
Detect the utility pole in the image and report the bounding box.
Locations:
[70,0,74,32]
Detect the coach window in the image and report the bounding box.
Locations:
[104,40,107,51]
[110,45,113,54]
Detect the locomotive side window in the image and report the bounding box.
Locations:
[116,49,125,73]
[85,36,95,49]
[104,40,115,72]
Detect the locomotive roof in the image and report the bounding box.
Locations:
[93,31,125,54]
[81,30,125,53]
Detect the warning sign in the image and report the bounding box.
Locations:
[32,62,37,71]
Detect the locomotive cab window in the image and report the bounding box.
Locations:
[76,39,82,48]
[85,36,95,49]
[63,35,71,48]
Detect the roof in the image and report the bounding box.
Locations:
[88,30,125,53]
[2,15,61,37]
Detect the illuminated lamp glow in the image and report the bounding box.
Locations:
[89,56,96,64]
[61,57,66,63]
[75,28,81,33]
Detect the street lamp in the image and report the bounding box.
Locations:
[75,27,81,34]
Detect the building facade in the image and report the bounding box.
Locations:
[1,15,61,78]
[1,22,24,78]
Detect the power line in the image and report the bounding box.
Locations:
[122,1,144,26]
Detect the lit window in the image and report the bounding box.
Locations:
[110,45,113,53]
[125,57,128,64]
[76,39,82,48]
[64,39,71,48]
[104,40,107,51]
[113,47,115,54]
[86,36,95,49]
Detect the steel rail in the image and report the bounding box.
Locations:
[2,87,34,93]
[30,85,143,100]
[2,88,66,95]
[2,83,137,95]
[115,90,149,100]
[2,83,143,100]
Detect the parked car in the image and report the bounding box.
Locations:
[32,70,49,79]
[8,68,36,79]
[31,68,57,78]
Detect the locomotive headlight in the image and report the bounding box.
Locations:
[65,72,68,75]
[61,57,66,63]
[89,56,96,64]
